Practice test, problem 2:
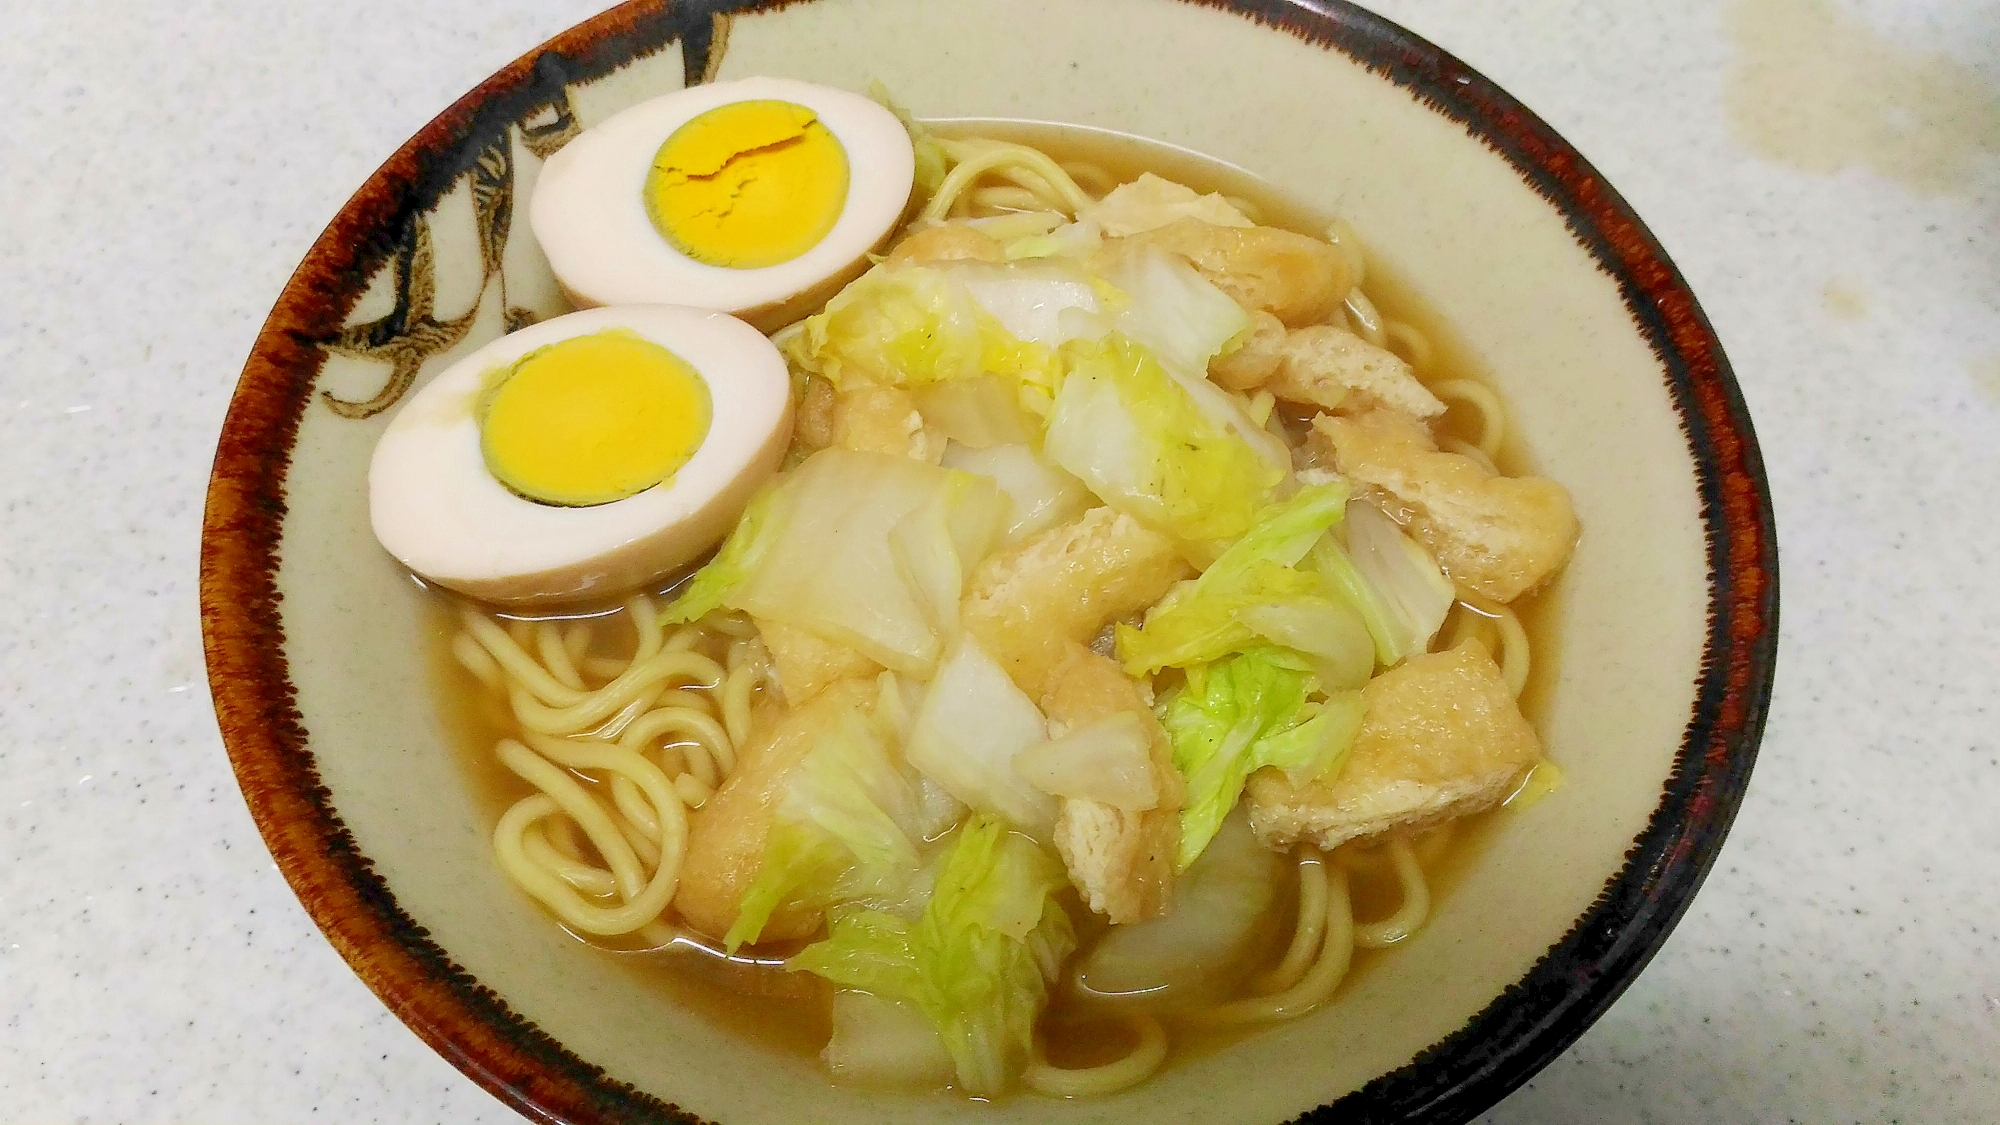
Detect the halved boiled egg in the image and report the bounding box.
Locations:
[531,78,915,331]
[368,306,792,606]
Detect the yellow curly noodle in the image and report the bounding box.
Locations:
[1431,378,1508,462]
[454,594,771,945]
[1444,588,1532,700]
[1024,1012,1169,1097]
[1026,830,1451,1092]
[923,137,1097,222]
[1171,822,1447,1032]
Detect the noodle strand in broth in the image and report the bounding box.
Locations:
[1025,1014,1169,1097]
[1343,288,1388,348]
[1352,837,1431,949]
[1200,863,1356,1025]
[924,138,1096,221]
[1256,850,1333,994]
[1447,592,1532,699]
[457,594,767,938]
[1429,378,1508,461]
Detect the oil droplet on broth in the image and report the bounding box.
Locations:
[1726,0,2000,195]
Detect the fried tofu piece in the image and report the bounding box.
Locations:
[961,507,1192,699]
[1040,645,1183,923]
[831,383,944,464]
[1246,640,1540,850]
[1209,310,1289,392]
[676,679,876,944]
[1081,173,1254,237]
[756,617,878,706]
[1313,410,1577,603]
[787,380,942,471]
[1267,325,1445,419]
[794,376,838,451]
[887,222,1006,265]
[1210,317,1443,421]
[1122,218,1350,327]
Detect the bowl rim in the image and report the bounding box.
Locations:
[198,1,1780,1121]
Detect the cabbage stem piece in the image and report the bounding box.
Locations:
[940,443,1094,544]
[697,449,1008,676]
[1014,713,1161,811]
[1070,812,1284,1007]
[905,636,1056,836]
[1306,500,1453,668]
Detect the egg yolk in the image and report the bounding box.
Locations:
[479,330,711,508]
[643,99,850,269]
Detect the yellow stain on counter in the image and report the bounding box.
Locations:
[644,99,850,269]
[1727,0,2000,194]
[1821,278,1868,321]
[1974,356,2000,405]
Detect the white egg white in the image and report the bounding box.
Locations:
[368,306,793,606]
[530,78,915,331]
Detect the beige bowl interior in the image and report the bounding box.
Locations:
[274,0,1709,1120]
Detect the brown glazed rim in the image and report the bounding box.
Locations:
[199,1,1779,1122]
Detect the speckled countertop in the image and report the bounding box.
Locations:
[3,1,1996,1121]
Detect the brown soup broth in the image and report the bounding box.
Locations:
[428,121,1568,1081]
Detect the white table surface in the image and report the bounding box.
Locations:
[4,1,1996,1121]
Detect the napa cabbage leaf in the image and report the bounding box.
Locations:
[940,442,1095,544]
[904,635,1055,837]
[658,484,780,625]
[721,449,1008,676]
[789,814,1076,1096]
[1116,483,1371,682]
[1012,712,1161,811]
[1162,647,1365,868]
[782,263,1060,408]
[1305,499,1454,668]
[1042,334,1282,545]
[725,704,933,951]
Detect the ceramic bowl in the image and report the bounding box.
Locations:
[200,1,1779,1121]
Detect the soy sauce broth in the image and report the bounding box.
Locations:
[428,119,1570,1089]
